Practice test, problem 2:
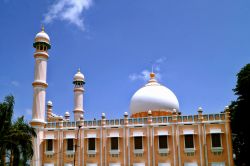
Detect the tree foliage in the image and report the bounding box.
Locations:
[230,64,250,166]
[0,95,36,166]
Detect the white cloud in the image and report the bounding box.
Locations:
[43,0,93,30]
[155,57,166,64]
[25,108,32,116]
[11,81,19,87]
[129,70,162,82]
[129,57,166,82]
[129,70,150,81]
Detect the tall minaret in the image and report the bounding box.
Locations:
[30,26,51,166]
[73,69,85,121]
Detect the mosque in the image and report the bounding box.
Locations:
[30,28,234,166]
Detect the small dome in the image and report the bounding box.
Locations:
[148,110,152,115]
[65,112,70,116]
[35,31,50,41]
[47,100,53,106]
[74,69,85,82]
[130,72,179,115]
[34,26,50,43]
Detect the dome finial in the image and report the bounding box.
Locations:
[41,25,45,32]
[150,64,156,79]
[78,68,81,72]
[150,72,155,79]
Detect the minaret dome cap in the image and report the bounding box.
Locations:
[47,100,53,106]
[35,26,50,41]
[33,26,51,49]
[74,68,85,82]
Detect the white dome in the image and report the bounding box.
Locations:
[47,100,53,106]
[35,31,50,41]
[65,112,70,116]
[74,69,84,81]
[130,73,179,114]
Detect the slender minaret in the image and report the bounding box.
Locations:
[46,101,53,121]
[73,69,85,121]
[30,26,51,166]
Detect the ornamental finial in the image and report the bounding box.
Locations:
[150,72,155,79]
[41,25,45,32]
[150,63,156,79]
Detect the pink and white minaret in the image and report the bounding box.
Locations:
[73,69,85,121]
[30,26,51,166]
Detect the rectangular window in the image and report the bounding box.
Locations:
[88,138,96,150]
[211,134,221,147]
[67,139,74,151]
[46,139,53,151]
[159,135,168,149]
[185,135,194,149]
[134,136,143,150]
[111,137,119,150]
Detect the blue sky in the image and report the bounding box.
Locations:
[0,0,249,121]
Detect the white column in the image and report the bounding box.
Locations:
[30,29,50,165]
[74,87,84,121]
[32,128,44,166]
[32,86,46,122]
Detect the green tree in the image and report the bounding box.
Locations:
[0,95,36,166]
[229,64,250,166]
[0,95,14,165]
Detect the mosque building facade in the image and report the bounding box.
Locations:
[30,28,234,166]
